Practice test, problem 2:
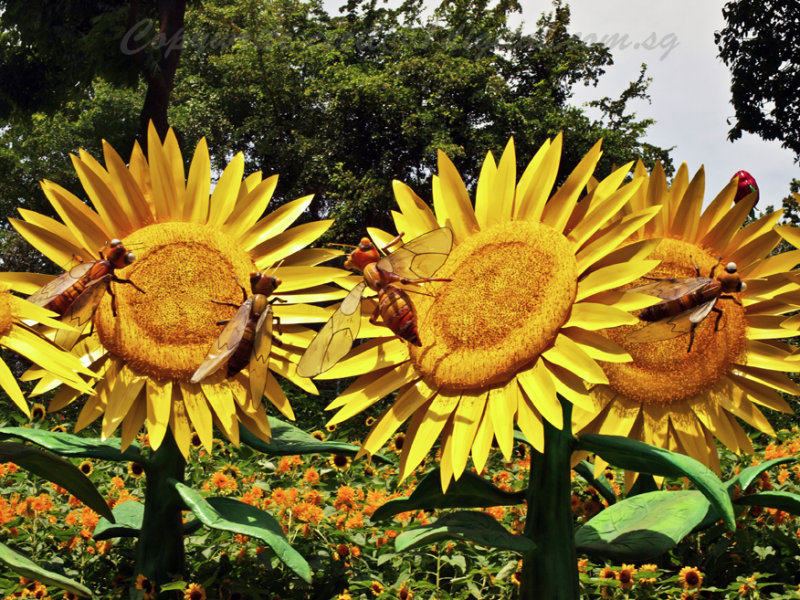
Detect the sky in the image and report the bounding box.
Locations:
[517,0,798,210]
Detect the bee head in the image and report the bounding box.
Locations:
[718,262,746,293]
[251,272,280,296]
[345,236,380,272]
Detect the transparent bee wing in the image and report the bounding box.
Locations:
[52,276,110,350]
[190,299,252,383]
[249,305,274,402]
[627,298,718,344]
[376,227,453,279]
[27,262,94,308]
[627,277,712,302]
[296,281,367,378]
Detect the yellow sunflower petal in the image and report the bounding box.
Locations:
[102,140,154,228]
[563,303,638,330]
[569,176,643,247]
[474,150,497,228]
[392,180,439,234]
[470,410,495,475]
[316,338,410,380]
[516,134,562,222]
[516,359,560,428]
[489,379,518,460]
[359,378,435,458]
[327,363,418,423]
[145,378,172,451]
[224,175,278,239]
[0,357,28,416]
[181,383,214,451]
[202,380,238,443]
[10,217,85,269]
[120,396,147,452]
[493,139,517,223]
[435,151,479,242]
[575,206,661,273]
[450,392,487,479]
[169,394,194,458]
[541,140,602,233]
[41,180,110,253]
[727,372,792,413]
[576,260,661,301]
[563,328,631,363]
[700,194,755,250]
[251,220,333,267]
[70,155,124,236]
[186,137,212,223]
[668,166,704,242]
[515,393,544,452]
[208,153,245,227]
[399,390,460,481]
[542,334,608,385]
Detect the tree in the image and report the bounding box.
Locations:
[170,0,671,239]
[0,0,187,140]
[716,0,800,160]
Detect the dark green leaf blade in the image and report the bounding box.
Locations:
[0,541,93,597]
[372,469,525,521]
[727,456,797,493]
[734,491,800,514]
[573,461,616,505]
[94,500,144,540]
[576,433,734,529]
[174,482,311,583]
[575,490,710,561]
[0,442,113,521]
[0,427,145,462]
[239,418,390,463]
[395,511,535,553]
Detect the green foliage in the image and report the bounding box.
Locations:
[716,0,800,159]
[169,0,673,240]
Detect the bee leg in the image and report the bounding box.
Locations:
[712,305,725,331]
[381,232,406,254]
[216,320,230,326]
[108,286,119,317]
[368,303,382,326]
[273,316,283,336]
[720,293,742,306]
[398,276,452,286]
[268,297,287,305]
[113,276,145,295]
[233,277,247,303]
[211,300,240,308]
[687,325,696,352]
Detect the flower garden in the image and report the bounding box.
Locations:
[0,125,797,600]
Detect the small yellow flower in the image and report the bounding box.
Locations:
[310,430,326,441]
[329,454,351,471]
[135,574,156,600]
[370,581,385,596]
[78,460,93,476]
[30,403,46,422]
[127,462,145,479]
[397,582,414,600]
[618,564,637,589]
[678,566,703,589]
[184,582,206,600]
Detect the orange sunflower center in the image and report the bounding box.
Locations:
[0,288,14,337]
[601,238,747,405]
[94,222,254,381]
[410,220,577,391]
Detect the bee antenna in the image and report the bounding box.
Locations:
[267,260,285,277]
[328,243,358,249]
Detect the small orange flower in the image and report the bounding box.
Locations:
[599,566,617,580]
[577,558,589,573]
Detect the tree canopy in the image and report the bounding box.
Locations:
[0,0,673,267]
[716,0,800,160]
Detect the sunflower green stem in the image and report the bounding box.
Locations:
[133,431,186,598]
[520,395,578,600]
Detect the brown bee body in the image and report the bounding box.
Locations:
[628,261,747,352]
[27,240,142,349]
[296,228,453,377]
[191,273,282,402]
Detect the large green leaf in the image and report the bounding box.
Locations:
[576,433,734,530]
[174,482,311,583]
[372,469,525,521]
[0,427,145,462]
[239,419,390,463]
[572,461,616,505]
[575,490,710,561]
[727,457,797,493]
[94,500,144,540]
[395,511,535,554]
[0,541,92,597]
[735,491,800,514]
[0,442,113,521]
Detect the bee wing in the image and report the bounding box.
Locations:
[190,300,252,383]
[52,275,110,350]
[376,227,453,279]
[627,298,718,344]
[249,305,274,402]
[627,277,712,302]
[296,281,367,377]
[27,263,94,308]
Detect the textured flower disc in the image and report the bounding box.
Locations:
[0,286,96,417]
[0,123,347,456]
[320,135,664,488]
[410,220,578,390]
[576,162,800,479]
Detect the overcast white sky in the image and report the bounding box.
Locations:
[518,0,798,209]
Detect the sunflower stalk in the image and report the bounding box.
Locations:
[520,395,578,600]
[134,431,186,597]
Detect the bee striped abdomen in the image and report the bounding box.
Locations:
[639,281,721,322]
[378,286,421,346]
[227,317,258,377]
[46,262,111,315]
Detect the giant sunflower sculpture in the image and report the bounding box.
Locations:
[0,287,96,416]
[322,136,664,486]
[1,124,346,456]
[574,162,800,477]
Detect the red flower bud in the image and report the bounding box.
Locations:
[731,170,759,205]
